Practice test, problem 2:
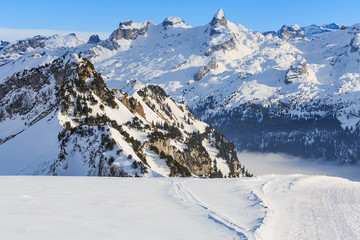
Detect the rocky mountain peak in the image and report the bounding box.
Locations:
[162,17,187,29]
[109,20,151,41]
[0,40,9,51]
[88,34,100,44]
[277,24,305,39]
[210,8,227,27]
[119,20,133,28]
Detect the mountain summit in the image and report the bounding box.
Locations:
[210,8,227,27]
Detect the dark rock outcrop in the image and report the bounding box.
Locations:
[194,58,217,81]
[284,60,308,84]
[88,35,100,44]
[278,25,305,39]
[205,37,236,56]
[109,20,151,41]
[162,17,186,29]
[0,40,9,51]
[3,35,47,54]
[209,9,228,36]
[210,9,227,27]
[350,34,360,53]
[262,31,277,37]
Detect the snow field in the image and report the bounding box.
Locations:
[0,175,359,240]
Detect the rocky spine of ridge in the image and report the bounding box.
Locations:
[109,20,151,41]
[0,55,251,177]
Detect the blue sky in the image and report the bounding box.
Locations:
[1,0,360,41]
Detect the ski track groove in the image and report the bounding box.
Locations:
[172,179,249,240]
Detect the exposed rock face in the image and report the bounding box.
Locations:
[109,20,151,41]
[137,85,247,177]
[3,35,47,54]
[209,9,228,36]
[350,34,360,52]
[0,57,78,124]
[210,9,227,27]
[0,56,250,177]
[205,37,236,56]
[113,89,146,119]
[88,35,100,44]
[278,24,305,39]
[119,20,133,28]
[194,58,217,81]
[144,138,211,177]
[262,31,277,37]
[162,17,186,29]
[0,40,9,51]
[284,59,308,84]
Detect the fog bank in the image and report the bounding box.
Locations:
[238,152,360,181]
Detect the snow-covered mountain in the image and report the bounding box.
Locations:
[1,9,360,164]
[0,54,249,177]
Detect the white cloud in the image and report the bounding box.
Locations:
[0,28,110,42]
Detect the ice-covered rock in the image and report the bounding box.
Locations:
[162,17,187,29]
[210,8,227,27]
[278,24,305,39]
[109,20,152,41]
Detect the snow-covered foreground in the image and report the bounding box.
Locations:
[1,175,359,240]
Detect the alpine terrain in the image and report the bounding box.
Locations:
[1,8,360,175]
[0,53,248,177]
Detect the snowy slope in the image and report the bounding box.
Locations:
[82,10,360,162]
[1,9,360,162]
[0,175,359,240]
[0,54,248,177]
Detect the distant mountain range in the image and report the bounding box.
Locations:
[1,9,359,177]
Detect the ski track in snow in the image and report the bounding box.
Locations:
[255,175,360,240]
[172,179,248,239]
[172,176,360,240]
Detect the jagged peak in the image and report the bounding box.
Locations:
[278,24,305,39]
[0,40,9,46]
[87,34,100,44]
[109,20,152,42]
[210,8,227,27]
[214,8,225,20]
[321,23,341,29]
[162,17,189,29]
[118,20,152,29]
[122,79,145,95]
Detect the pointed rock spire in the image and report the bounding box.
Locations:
[87,35,100,44]
[210,8,227,27]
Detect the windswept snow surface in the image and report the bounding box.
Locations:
[0,175,359,240]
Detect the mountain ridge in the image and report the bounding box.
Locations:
[0,53,250,177]
[1,9,360,165]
